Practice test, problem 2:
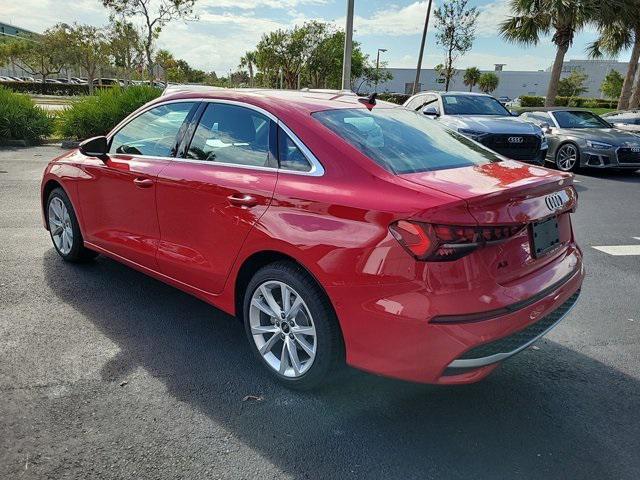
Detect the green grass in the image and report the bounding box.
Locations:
[57,86,161,140]
[0,87,53,143]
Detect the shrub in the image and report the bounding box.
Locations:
[520,96,544,107]
[57,86,161,140]
[0,87,53,143]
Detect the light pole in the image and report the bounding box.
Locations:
[413,0,433,95]
[375,48,387,93]
[341,0,355,91]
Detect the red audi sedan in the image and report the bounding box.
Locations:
[41,89,584,389]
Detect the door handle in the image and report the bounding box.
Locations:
[227,193,258,207]
[133,177,154,188]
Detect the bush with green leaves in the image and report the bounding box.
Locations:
[57,86,161,140]
[0,86,53,143]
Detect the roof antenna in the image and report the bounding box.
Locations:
[358,92,377,109]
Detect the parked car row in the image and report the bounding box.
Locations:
[41,87,585,389]
[404,91,640,172]
[0,76,165,88]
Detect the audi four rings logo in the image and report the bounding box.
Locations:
[508,136,524,143]
[632,147,640,153]
[545,193,565,210]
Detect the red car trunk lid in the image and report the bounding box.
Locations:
[401,161,578,283]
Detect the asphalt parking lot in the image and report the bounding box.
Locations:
[1,145,639,480]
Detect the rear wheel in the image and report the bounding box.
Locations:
[555,143,580,172]
[47,188,98,262]
[243,261,343,390]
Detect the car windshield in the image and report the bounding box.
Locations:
[441,95,511,116]
[312,107,501,174]
[552,111,611,129]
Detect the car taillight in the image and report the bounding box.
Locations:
[389,220,524,262]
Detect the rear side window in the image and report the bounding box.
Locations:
[187,103,271,166]
[110,102,195,156]
[313,108,500,174]
[278,128,311,172]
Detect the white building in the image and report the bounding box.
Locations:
[366,59,630,99]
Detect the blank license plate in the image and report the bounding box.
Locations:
[530,217,560,258]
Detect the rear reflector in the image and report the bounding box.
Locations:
[389,220,525,262]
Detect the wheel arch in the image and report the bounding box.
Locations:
[233,250,337,324]
[554,140,581,169]
[42,179,65,230]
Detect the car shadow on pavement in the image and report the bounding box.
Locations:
[43,250,640,480]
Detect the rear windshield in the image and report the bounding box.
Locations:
[312,107,501,174]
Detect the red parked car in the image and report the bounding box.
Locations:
[41,89,584,389]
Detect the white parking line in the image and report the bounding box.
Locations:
[592,237,640,256]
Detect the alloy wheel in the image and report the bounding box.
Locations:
[249,280,317,378]
[556,144,578,171]
[48,197,73,255]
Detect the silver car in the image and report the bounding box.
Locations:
[520,108,640,172]
[601,110,640,133]
[404,91,548,165]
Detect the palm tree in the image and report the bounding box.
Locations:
[587,3,640,109]
[478,72,499,93]
[463,67,481,91]
[500,0,616,107]
[239,51,256,87]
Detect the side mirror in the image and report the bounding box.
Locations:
[539,122,552,134]
[79,136,109,160]
[422,105,439,117]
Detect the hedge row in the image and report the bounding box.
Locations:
[520,95,617,109]
[377,93,411,105]
[0,87,53,143]
[0,81,118,96]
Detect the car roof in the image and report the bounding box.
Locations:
[158,87,401,115]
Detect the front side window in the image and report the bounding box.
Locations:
[187,103,271,167]
[552,111,611,129]
[313,107,500,174]
[441,95,511,116]
[110,102,195,156]
[278,128,311,172]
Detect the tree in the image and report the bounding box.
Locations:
[10,25,70,83]
[500,0,619,107]
[600,69,624,99]
[557,69,588,98]
[463,66,481,91]
[63,23,110,93]
[102,0,198,78]
[154,49,176,82]
[478,72,499,93]
[433,0,479,92]
[587,4,640,109]
[355,60,393,93]
[110,19,144,86]
[239,51,257,87]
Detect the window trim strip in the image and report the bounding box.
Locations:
[106,97,325,177]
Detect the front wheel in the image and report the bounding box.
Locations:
[47,188,98,262]
[243,261,343,390]
[555,143,580,172]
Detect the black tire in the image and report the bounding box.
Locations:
[46,188,98,262]
[554,142,580,172]
[243,261,343,390]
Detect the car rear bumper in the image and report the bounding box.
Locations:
[327,247,584,384]
[445,289,579,370]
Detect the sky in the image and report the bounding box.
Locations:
[0,0,623,76]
